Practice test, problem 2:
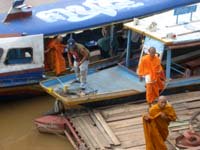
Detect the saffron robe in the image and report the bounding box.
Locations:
[143,103,177,150]
[137,55,165,103]
[46,39,66,75]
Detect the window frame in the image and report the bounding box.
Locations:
[4,47,33,65]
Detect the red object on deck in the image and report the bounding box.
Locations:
[176,130,200,149]
[4,10,32,22]
[35,115,66,134]
[35,114,86,149]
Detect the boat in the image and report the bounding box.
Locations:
[0,0,143,99]
[0,0,198,99]
[0,34,45,99]
[40,2,200,108]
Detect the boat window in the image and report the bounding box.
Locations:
[4,47,33,65]
[0,48,3,59]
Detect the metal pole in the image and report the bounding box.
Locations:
[176,15,179,24]
[110,25,114,56]
[190,12,193,21]
[166,48,171,79]
[126,30,132,67]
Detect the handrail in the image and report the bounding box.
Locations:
[171,62,186,70]
[171,66,185,75]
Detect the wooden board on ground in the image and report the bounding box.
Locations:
[66,91,200,149]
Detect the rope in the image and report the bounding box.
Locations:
[159,79,170,95]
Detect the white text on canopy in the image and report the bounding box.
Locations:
[36,0,144,23]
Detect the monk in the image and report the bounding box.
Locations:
[45,35,66,76]
[143,96,177,150]
[137,47,165,106]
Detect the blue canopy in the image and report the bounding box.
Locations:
[0,0,199,36]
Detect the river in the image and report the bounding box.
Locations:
[0,95,73,150]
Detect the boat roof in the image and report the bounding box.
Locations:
[124,2,200,46]
[0,0,199,36]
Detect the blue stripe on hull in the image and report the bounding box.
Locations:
[0,69,44,88]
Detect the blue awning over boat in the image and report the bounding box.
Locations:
[0,0,199,36]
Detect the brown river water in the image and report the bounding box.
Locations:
[0,95,73,150]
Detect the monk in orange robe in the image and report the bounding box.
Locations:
[137,47,165,106]
[44,38,53,71]
[143,96,177,150]
[45,35,66,76]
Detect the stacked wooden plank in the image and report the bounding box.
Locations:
[68,91,200,149]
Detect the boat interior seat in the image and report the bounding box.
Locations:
[5,57,32,64]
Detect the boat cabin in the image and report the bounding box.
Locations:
[0,35,44,88]
[40,2,200,108]
[123,3,200,88]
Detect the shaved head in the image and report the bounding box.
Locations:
[56,35,63,42]
[158,96,167,109]
[148,47,156,57]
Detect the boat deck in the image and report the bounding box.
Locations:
[66,91,200,149]
[41,66,146,106]
[62,66,145,97]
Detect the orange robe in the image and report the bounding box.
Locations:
[46,39,66,75]
[44,39,54,71]
[143,103,177,150]
[137,55,165,103]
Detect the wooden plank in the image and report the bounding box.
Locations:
[88,110,114,145]
[171,96,200,105]
[77,117,100,149]
[84,116,112,149]
[80,117,104,149]
[171,125,190,132]
[113,124,143,133]
[167,91,200,103]
[71,117,95,149]
[169,121,189,128]
[108,117,142,129]
[94,111,121,146]
[172,102,186,109]
[125,145,146,150]
[166,139,176,150]
[101,103,147,117]
[176,109,193,116]
[167,91,200,99]
[189,107,200,112]
[118,132,144,142]
[121,140,145,149]
[115,127,143,136]
[98,99,145,111]
[176,115,190,121]
[106,111,144,122]
[186,101,200,109]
